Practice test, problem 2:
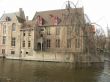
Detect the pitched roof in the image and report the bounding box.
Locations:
[0,8,25,23]
[33,8,85,26]
[16,15,25,23]
[0,12,19,22]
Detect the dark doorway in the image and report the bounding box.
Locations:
[37,43,44,51]
[2,49,5,58]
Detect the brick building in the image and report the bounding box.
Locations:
[19,7,95,62]
[0,6,97,62]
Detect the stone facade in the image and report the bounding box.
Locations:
[0,8,25,58]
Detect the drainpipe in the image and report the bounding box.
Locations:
[41,37,43,51]
[19,30,21,59]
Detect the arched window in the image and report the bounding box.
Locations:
[3,24,6,34]
[12,23,16,31]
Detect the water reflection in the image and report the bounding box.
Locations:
[0,58,109,82]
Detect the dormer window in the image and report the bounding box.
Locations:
[37,15,43,26]
[6,16,11,21]
[50,14,61,25]
[54,16,58,25]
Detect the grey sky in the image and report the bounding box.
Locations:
[0,0,109,32]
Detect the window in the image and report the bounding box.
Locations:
[28,41,31,47]
[2,49,5,54]
[37,16,43,26]
[40,28,44,31]
[22,41,25,47]
[12,23,16,31]
[75,38,80,48]
[26,52,28,54]
[47,39,51,48]
[67,39,71,48]
[28,31,31,36]
[23,32,25,36]
[2,36,6,44]
[56,39,60,48]
[40,34,43,37]
[11,51,15,54]
[75,25,80,35]
[56,27,60,35]
[67,26,72,36]
[11,37,16,46]
[47,27,50,35]
[6,16,11,21]
[50,16,60,25]
[3,25,6,34]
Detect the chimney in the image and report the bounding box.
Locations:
[19,8,25,20]
[19,8,22,12]
[26,16,28,21]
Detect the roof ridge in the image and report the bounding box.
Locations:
[36,7,82,13]
[4,12,19,15]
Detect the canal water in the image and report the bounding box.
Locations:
[0,58,110,82]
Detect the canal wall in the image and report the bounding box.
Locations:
[6,52,74,62]
[23,52,74,62]
[5,51,104,63]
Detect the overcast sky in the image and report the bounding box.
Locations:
[0,0,110,32]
